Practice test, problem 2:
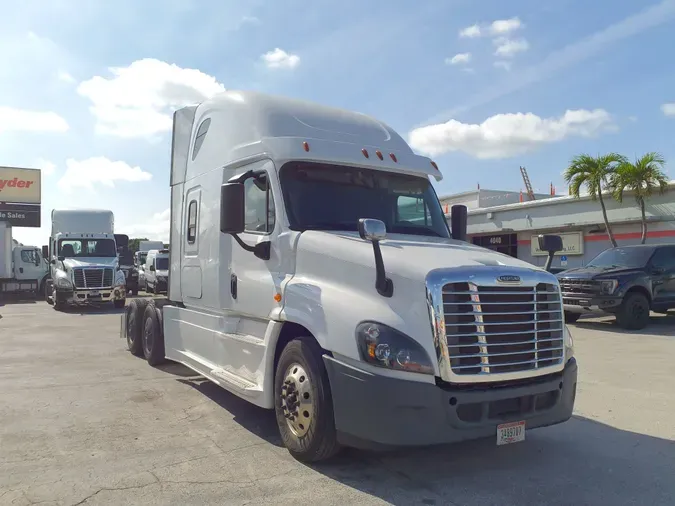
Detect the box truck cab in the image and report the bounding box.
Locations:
[122,91,577,462]
[47,209,126,310]
[143,248,169,294]
[1,222,50,296]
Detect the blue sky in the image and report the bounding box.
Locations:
[2,0,675,245]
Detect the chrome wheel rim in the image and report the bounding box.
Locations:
[280,363,313,437]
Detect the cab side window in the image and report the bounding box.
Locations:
[192,118,211,161]
[244,174,276,234]
[20,250,37,264]
[650,246,675,271]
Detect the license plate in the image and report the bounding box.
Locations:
[89,291,100,297]
[497,421,525,446]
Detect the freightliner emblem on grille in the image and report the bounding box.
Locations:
[497,275,521,283]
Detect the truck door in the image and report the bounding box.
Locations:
[229,166,283,322]
[14,248,44,281]
[650,246,675,305]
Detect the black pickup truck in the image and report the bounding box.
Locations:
[557,244,675,329]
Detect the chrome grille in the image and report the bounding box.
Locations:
[73,268,114,289]
[442,282,564,376]
[559,278,601,296]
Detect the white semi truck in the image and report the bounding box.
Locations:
[121,91,577,462]
[47,209,126,310]
[0,221,50,296]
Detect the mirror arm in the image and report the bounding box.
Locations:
[231,234,271,261]
[544,251,554,272]
[371,240,393,298]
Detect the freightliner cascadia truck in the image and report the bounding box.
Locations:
[121,91,577,462]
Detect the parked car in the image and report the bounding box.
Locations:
[557,244,675,329]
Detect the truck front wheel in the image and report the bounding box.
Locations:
[274,337,341,463]
[616,292,650,330]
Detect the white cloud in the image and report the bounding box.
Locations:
[57,70,75,83]
[408,108,616,159]
[0,106,68,133]
[446,53,471,65]
[420,0,675,123]
[661,103,675,117]
[57,157,152,191]
[489,17,523,36]
[123,209,171,242]
[261,48,300,69]
[494,37,529,57]
[494,61,512,71]
[459,24,481,38]
[77,58,226,139]
[35,158,56,176]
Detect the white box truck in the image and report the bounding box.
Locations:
[0,222,50,296]
[121,91,577,462]
[47,209,127,310]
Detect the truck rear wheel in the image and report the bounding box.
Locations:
[126,299,148,356]
[142,303,166,366]
[274,336,340,462]
[616,292,650,330]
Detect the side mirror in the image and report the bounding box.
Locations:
[538,234,563,254]
[42,245,48,259]
[538,234,563,272]
[358,218,386,242]
[220,182,246,234]
[358,218,393,298]
[450,204,468,241]
[57,255,65,262]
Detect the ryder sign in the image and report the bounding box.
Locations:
[0,167,41,204]
[0,167,41,227]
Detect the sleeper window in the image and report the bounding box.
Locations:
[244,174,276,233]
[187,200,198,243]
[191,118,211,161]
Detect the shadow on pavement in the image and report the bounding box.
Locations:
[575,313,675,336]
[178,377,284,448]
[173,367,675,506]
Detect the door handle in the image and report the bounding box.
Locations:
[230,274,237,300]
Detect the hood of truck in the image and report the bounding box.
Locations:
[295,230,540,280]
[557,265,646,280]
[62,257,118,269]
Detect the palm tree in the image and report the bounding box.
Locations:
[563,153,625,248]
[611,152,669,244]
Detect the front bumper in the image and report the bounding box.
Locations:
[55,287,126,305]
[324,356,577,449]
[562,294,622,314]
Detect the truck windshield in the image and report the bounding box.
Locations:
[279,162,450,238]
[155,257,169,270]
[587,247,655,269]
[138,252,148,265]
[58,239,117,258]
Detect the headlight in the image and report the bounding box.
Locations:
[564,324,574,361]
[114,272,126,286]
[55,277,72,289]
[356,322,434,375]
[600,279,618,294]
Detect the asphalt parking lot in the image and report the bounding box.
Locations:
[1,300,674,506]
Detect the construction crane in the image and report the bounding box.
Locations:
[520,166,536,201]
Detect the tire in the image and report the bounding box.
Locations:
[274,336,340,463]
[132,288,139,296]
[144,280,149,293]
[142,302,166,366]
[616,292,650,330]
[564,311,580,324]
[45,281,54,305]
[114,299,126,309]
[52,287,65,311]
[126,299,149,356]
